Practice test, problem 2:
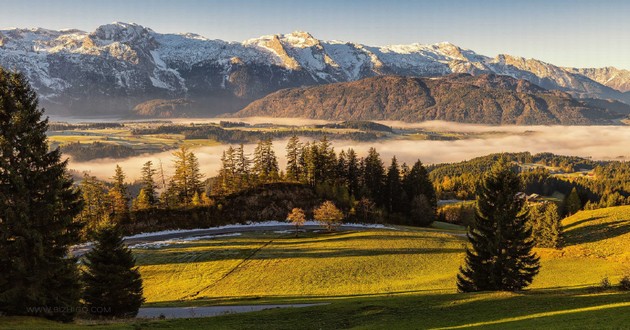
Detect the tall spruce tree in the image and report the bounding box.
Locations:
[345,149,360,197]
[285,135,302,182]
[252,138,279,183]
[564,187,582,216]
[362,147,385,207]
[457,158,540,292]
[171,146,203,205]
[139,161,158,206]
[82,225,144,318]
[403,160,437,225]
[0,69,83,321]
[109,165,129,222]
[78,174,111,238]
[234,144,251,190]
[385,157,404,214]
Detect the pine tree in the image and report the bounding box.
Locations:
[345,149,360,197]
[82,225,144,318]
[139,161,158,206]
[403,160,437,209]
[385,157,404,214]
[252,139,279,184]
[403,160,437,225]
[285,135,302,182]
[78,174,112,238]
[564,187,582,216]
[362,147,385,207]
[109,165,130,222]
[171,146,204,205]
[528,202,562,248]
[234,144,251,190]
[214,146,236,195]
[457,159,540,292]
[133,188,152,210]
[0,69,83,321]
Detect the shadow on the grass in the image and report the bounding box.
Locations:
[145,287,630,330]
[563,218,630,246]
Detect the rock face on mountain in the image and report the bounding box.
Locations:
[236,74,621,125]
[1,22,629,117]
[566,67,630,93]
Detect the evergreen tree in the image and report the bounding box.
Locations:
[171,146,204,205]
[252,139,279,183]
[0,69,83,321]
[78,174,112,238]
[139,161,158,206]
[285,135,302,182]
[410,194,435,226]
[215,146,236,195]
[133,188,152,211]
[337,150,348,185]
[109,165,130,222]
[564,187,582,216]
[457,159,540,292]
[403,160,437,224]
[298,142,311,183]
[82,225,144,318]
[528,202,563,248]
[403,160,437,209]
[385,157,404,214]
[362,148,386,207]
[234,144,251,190]
[345,149,360,197]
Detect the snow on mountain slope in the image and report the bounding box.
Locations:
[1,22,629,116]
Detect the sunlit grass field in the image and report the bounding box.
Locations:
[137,207,630,305]
[137,230,467,304]
[2,206,630,329]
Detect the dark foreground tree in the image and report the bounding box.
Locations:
[82,226,144,318]
[0,69,83,321]
[457,159,540,292]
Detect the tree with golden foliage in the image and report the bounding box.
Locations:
[314,201,344,231]
[286,208,306,237]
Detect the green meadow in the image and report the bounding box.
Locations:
[2,206,630,329]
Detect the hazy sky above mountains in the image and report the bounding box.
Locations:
[3,0,629,69]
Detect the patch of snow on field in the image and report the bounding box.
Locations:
[124,221,396,240]
[128,233,242,249]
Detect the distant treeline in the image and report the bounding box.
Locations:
[48,122,124,131]
[60,142,138,161]
[315,121,394,133]
[131,124,380,143]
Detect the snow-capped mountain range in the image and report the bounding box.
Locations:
[1,22,629,116]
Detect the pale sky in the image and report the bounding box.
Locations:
[2,0,630,69]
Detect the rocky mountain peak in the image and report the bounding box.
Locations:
[92,22,155,44]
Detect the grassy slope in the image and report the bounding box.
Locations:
[137,230,467,304]
[3,207,630,329]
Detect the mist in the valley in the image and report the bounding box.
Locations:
[66,121,630,182]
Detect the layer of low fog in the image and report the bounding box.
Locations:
[66,120,630,182]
